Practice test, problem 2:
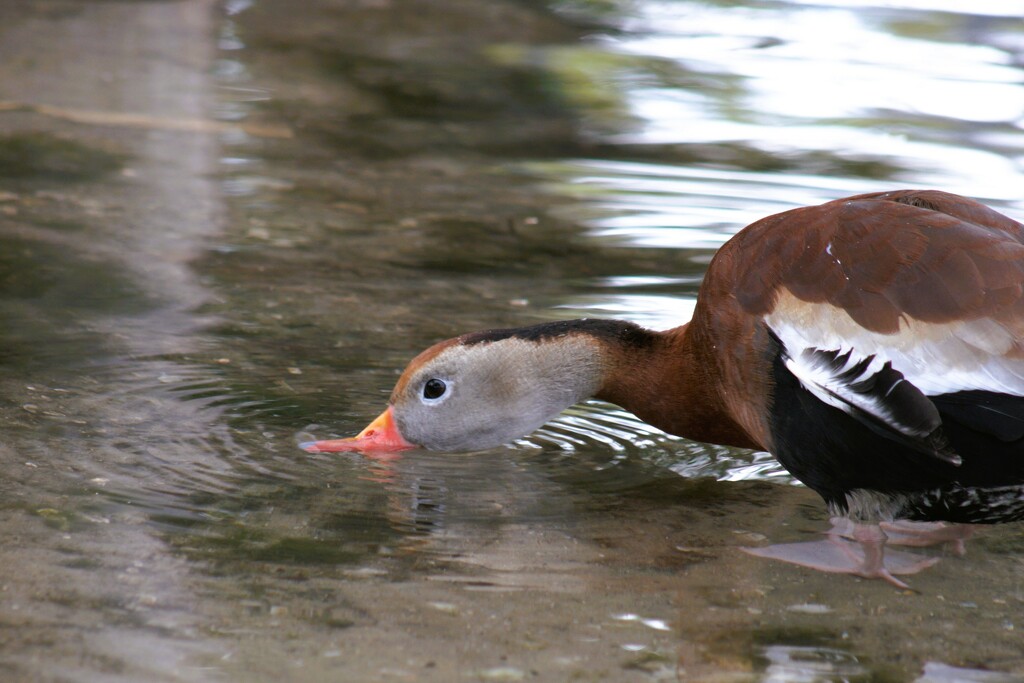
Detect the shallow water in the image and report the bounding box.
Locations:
[1,0,1023,681]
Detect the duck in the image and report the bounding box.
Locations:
[302,189,1024,587]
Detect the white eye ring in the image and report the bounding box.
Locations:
[420,378,451,404]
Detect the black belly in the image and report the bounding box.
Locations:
[767,349,1024,523]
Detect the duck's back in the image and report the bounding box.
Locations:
[697,190,1024,522]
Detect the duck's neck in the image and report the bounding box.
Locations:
[591,320,761,450]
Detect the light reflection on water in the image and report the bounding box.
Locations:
[760,645,870,683]
[786,0,1024,17]
[542,159,882,252]
[557,293,697,327]
[592,2,1024,201]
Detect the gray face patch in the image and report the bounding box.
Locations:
[392,336,605,452]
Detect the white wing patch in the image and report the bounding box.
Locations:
[782,348,907,429]
[775,334,961,464]
[766,292,1024,399]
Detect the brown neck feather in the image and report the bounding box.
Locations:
[594,322,762,450]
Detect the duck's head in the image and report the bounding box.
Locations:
[301,320,642,453]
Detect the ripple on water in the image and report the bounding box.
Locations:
[522,401,791,489]
[59,358,303,520]
[58,310,795,574]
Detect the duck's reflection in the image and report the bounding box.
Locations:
[348,443,982,593]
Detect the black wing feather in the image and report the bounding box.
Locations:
[932,391,1024,443]
[796,345,961,465]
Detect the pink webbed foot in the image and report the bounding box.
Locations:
[742,520,941,589]
[878,520,976,557]
[835,517,976,556]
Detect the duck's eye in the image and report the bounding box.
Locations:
[423,378,447,400]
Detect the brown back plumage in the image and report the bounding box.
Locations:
[727,190,1024,334]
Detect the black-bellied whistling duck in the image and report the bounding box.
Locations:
[303,190,1024,587]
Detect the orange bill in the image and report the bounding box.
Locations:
[301,406,416,453]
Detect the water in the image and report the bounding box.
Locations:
[0,0,1023,680]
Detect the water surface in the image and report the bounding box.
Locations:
[0,0,1023,681]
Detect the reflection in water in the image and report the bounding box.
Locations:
[760,645,869,683]
[545,159,881,244]
[556,292,698,328]
[608,1,1024,198]
[916,662,1024,683]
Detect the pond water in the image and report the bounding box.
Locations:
[1,0,1023,681]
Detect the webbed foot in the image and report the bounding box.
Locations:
[742,520,941,589]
